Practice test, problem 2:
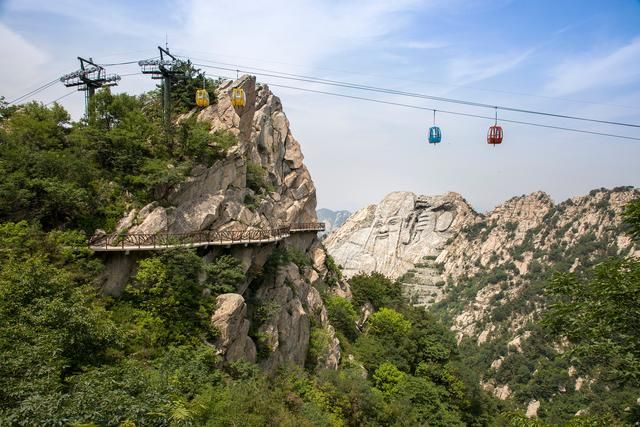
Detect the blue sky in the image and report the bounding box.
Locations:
[1,0,639,212]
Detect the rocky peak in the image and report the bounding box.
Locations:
[488,191,554,230]
[116,75,317,236]
[325,191,477,279]
[327,187,638,307]
[317,208,351,237]
[101,77,341,371]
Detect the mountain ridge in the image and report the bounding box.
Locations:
[326,185,639,418]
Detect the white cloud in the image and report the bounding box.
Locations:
[545,38,640,96]
[399,40,449,50]
[5,0,163,40]
[447,48,534,87]
[171,0,425,73]
[0,23,50,101]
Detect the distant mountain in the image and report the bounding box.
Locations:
[317,208,351,237]
[325,186,640,418]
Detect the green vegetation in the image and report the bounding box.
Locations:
[0,193,500,426]
[0,89,235,233]
[244,162,275,209]
[350,271,403,309]
[432,194,640,425]
[622,198,640,240]
[164,60,219,113]
[0,219,498,424]
[321,273,496,426]
[538,199,640,424]
[2,81,638,426]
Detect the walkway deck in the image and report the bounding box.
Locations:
[89,223,325,252]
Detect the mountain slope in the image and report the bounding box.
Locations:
[326,186,639,421]
[97,75,341,371]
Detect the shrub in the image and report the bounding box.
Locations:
[246,162,273,194]
[350,272,404,310]
[287,247,311,272]
[325,296,358,342]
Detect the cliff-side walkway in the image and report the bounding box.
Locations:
[89,223,325,252]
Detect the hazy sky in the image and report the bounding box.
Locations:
[1,0,639,212]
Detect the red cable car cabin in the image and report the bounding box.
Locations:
[487,125,503,145]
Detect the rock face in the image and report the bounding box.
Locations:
[252,263,340,371]
[326,192,477,279]
[102,76,340,371]
[442,188,638,343]
[118,76,317,235]
[526,400,540,418]
[211,294,256,363]
[325,191,477,305]
[329,186,638,414]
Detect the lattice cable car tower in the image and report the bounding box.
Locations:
[138,46,185,127]
[59,57,121,118]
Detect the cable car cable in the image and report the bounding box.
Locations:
[262,82,640,142]
[7,56,639,141]
[191,62,640,129]
[199,69,640,141]
[7,79,60,105]
[98,57,159,67]
[174,50,640,111]
[45,90,76,106]
[10,53,640,129]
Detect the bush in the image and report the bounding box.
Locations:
[288,247,311,272]
[204,254,245,295]
[246,162,273,194]
[325,296,358,342]
[307,327,332,370]
[350,272,403,310]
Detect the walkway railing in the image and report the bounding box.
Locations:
[89,222,325,252]
[290,222,326,232]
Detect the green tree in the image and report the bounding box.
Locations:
[164,61,218,114]
[349,272,403,310]
[125,249,204,341]
[325,295,358,341]
[367,307,411,338]
[543,257,640,385]
[204,254,246,295]
[622,198,640,240]
[372,362,407,396]
[0,223,120,421]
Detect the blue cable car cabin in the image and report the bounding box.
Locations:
[428,126,442,144]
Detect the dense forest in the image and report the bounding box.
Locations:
[1,79,639,426]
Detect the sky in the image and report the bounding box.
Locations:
[1,0,639,213]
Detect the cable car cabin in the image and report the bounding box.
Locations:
[428,126,442,144]
[195,89,210,107]
[231,88,246,107]
[487,125,503,145]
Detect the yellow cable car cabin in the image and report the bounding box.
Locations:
[195,89,210,107]
[231,87,246,107]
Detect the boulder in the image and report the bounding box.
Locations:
[211,293,256,363]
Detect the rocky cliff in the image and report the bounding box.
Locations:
[439,188,638,341]
[117,75,316,235]
[325,191,478,305]
[327,186,639,413]
[101,76,340,371]
[436,187,639,414]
